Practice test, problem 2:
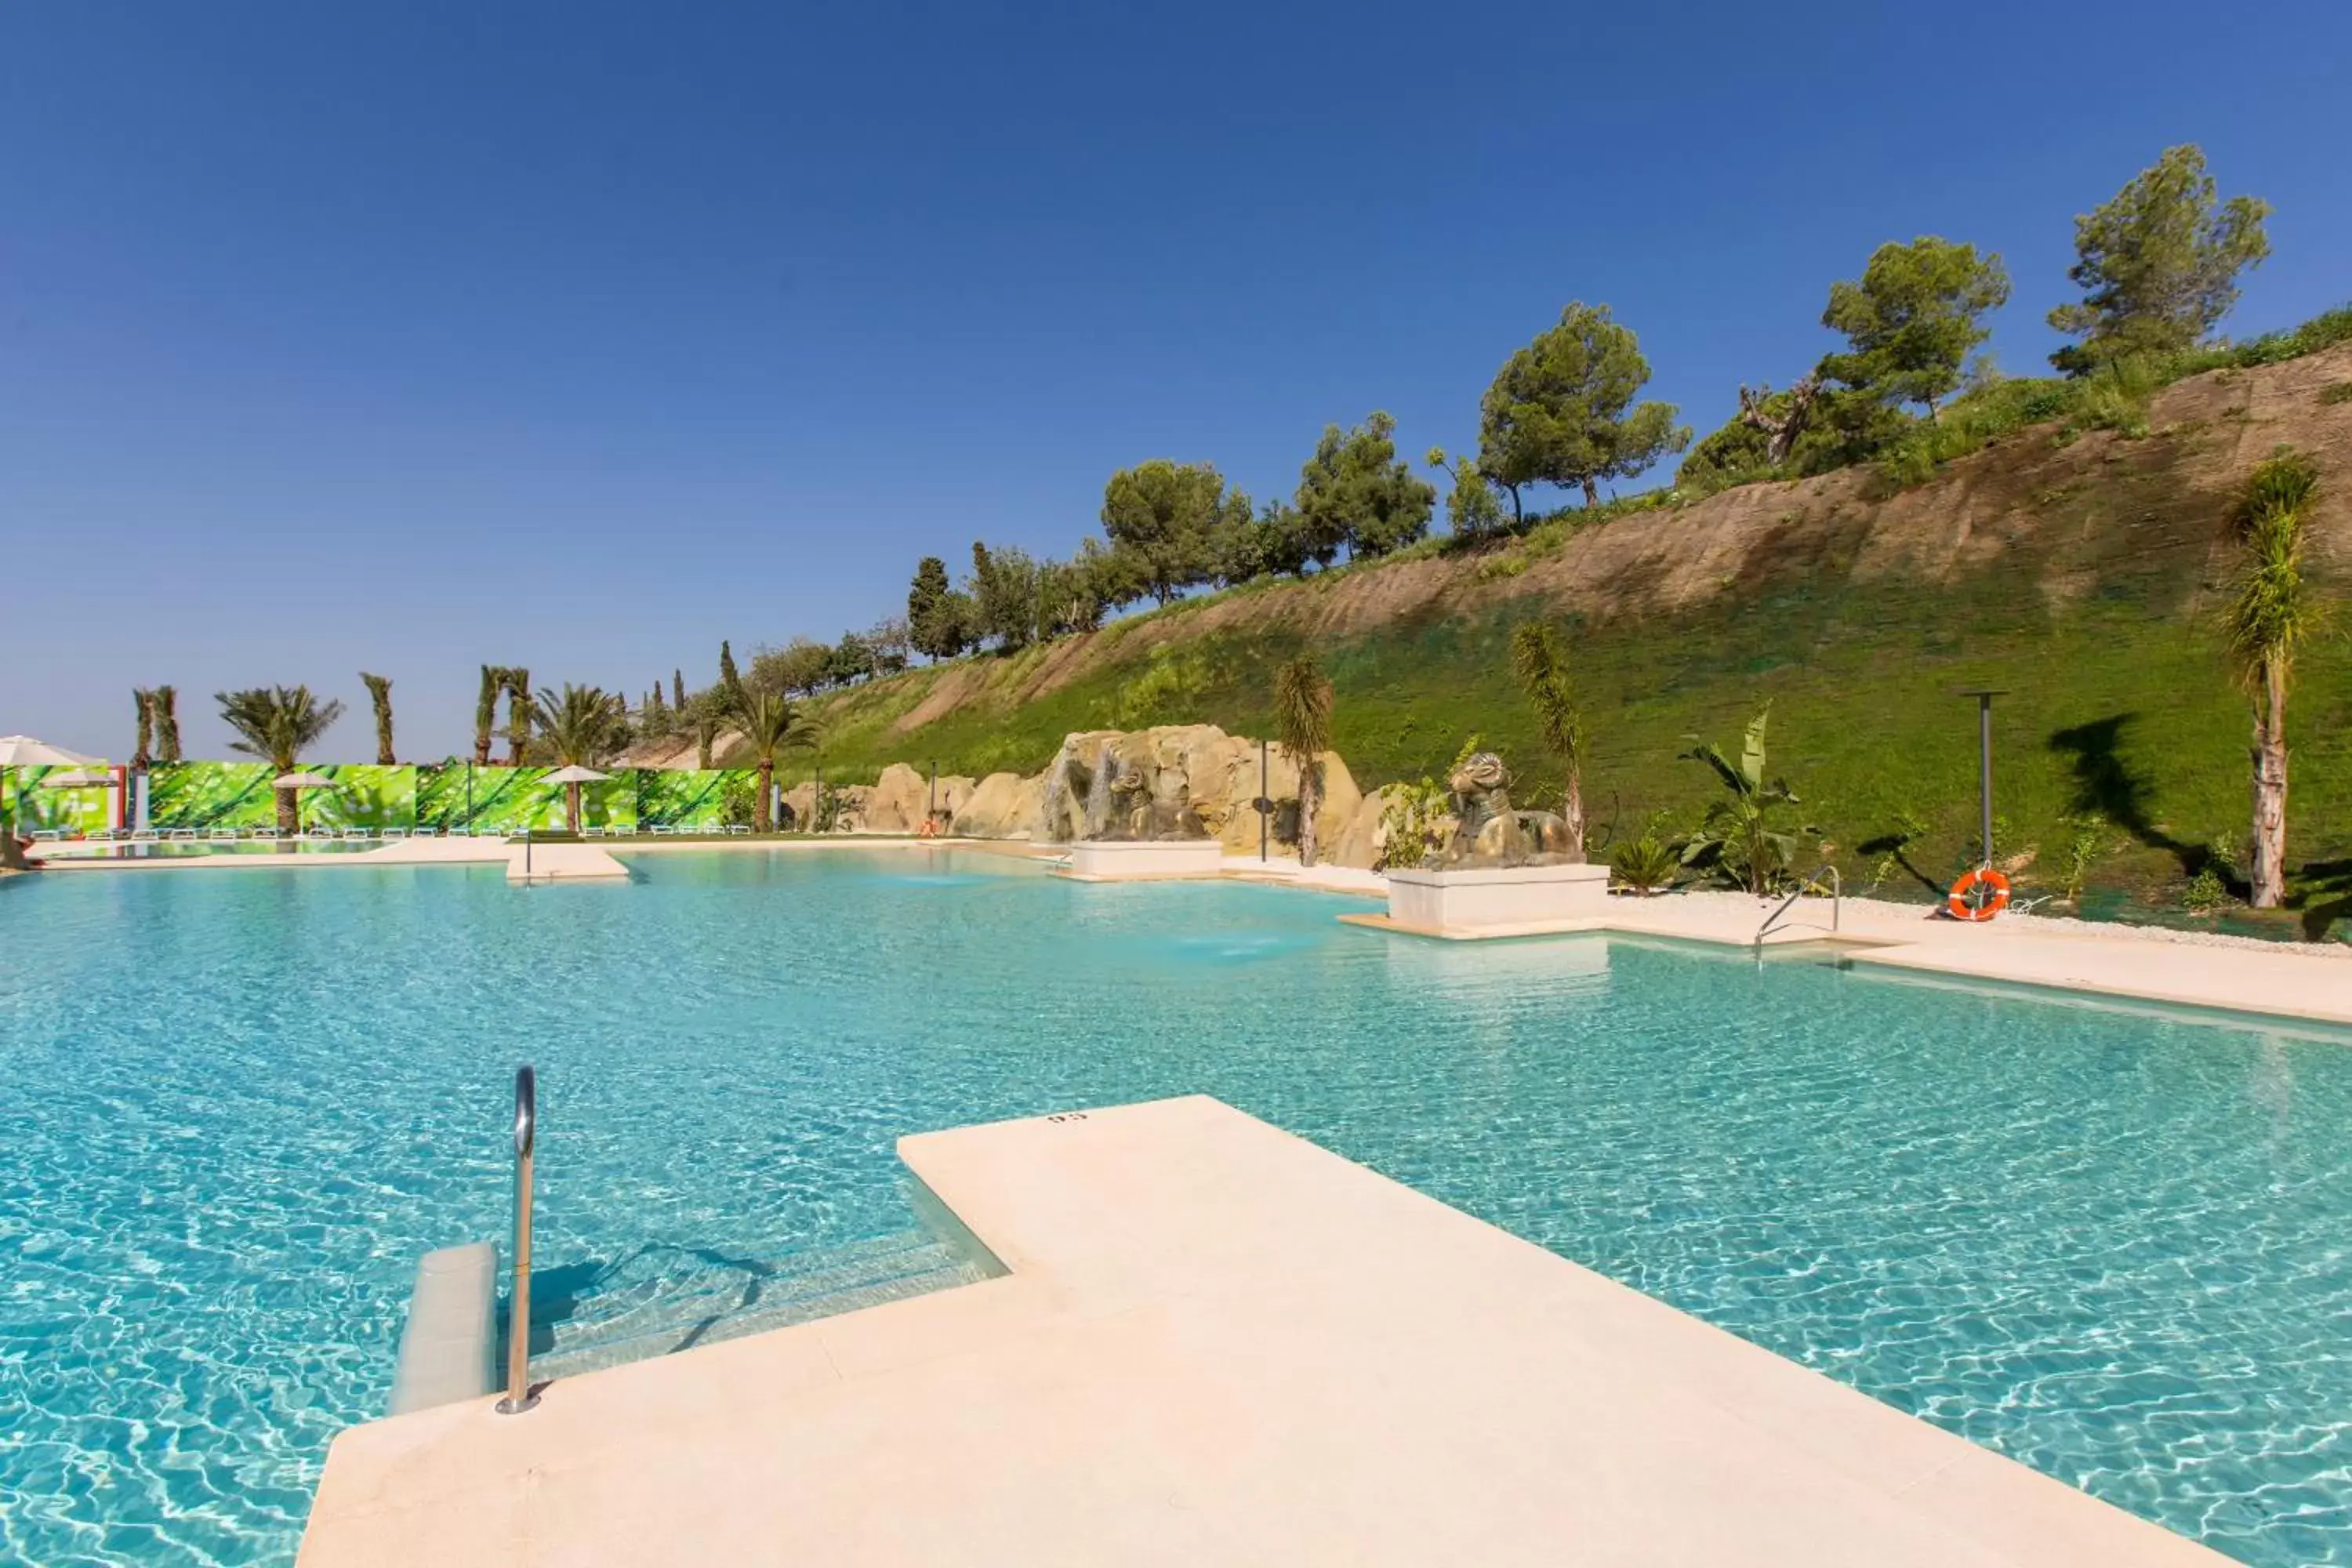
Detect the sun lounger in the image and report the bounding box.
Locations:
[303,828,336,841]
[251,827,279,840]
[724,824,750,835]
[650,823,676,835]
[31,828,65,841]
[583,826,606,837]
[130,828,158,842]
[614,823,638,837]
[209,828,240,841]
[340,828,372,841]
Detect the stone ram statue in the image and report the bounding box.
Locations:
[1434,751,1572,868]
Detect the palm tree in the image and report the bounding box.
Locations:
[1272,652,1334,868]
[733,688,816,833]
[474,666,505,766]
[2225,448,2322,909]
[1510,621,1586,862]
[504,668,533,766]
[687,691,724,770]
[132,689,154,771]
[533,684,628,832]
[152,687,182,764]
[216,686,345,836]
[361,673,396,764]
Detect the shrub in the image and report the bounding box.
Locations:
[2074,356,2159,437]
[2056,814,2110,904]
[2321,382,2352,406]
[1610,830,1679,894]
[2182,864,2229,913]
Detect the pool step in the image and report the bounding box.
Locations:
[524,1229,995,1381]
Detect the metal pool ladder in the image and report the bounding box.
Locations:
[497,1064,539,1415]
[1755,866,1841,953]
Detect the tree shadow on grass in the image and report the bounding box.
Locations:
[2291,857,2352,943]
[1853,832,1944,897]
[2048,713,2211,878]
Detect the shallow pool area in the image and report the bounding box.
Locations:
[3,849,2350,1565]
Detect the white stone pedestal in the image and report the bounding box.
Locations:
[1385,862,1610,933]
[1063,840,1228,880]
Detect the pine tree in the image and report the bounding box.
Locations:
[908,557,954,660]
[718,641,744,711]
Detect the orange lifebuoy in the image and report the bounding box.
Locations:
[1947,866,2011,921]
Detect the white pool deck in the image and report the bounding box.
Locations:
[302,1095,2224,1566]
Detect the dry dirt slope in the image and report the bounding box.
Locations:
[804,346,2352,931]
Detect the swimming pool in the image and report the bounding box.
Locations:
[2,850,2347,1565]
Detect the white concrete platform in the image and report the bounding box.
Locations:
[300,1096,2221,1567]
[1386,861,1613,931]
[503,841,629,882]
[1062,838,1229,880]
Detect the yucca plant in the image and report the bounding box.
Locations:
[1679,705,1811,895]
[361,673,396,764]
[152,687,182,764]
[1510,620,1585,861]
[1272,652,1334,867]
[216,686,345,835]
[474,666,503,766]
[532,684,629,832]
[2226,446,2322,908]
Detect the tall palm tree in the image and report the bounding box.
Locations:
[2225,448,2322,909]
[1510,620,1586,862]
[532,684,628,832]
[734,688,816,833]
[132,688,154,771]
[216,686,345,836]
[504,666,532,766]
[1272,652,1334,868]
[361,673,396,764]
[687,691,724,770]
[474,666,504,766]
[152,687,182,764]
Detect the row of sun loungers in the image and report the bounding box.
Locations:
[38,823,754,842]
[583,824,752,837]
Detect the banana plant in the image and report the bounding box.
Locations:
[1677,705,1813,895]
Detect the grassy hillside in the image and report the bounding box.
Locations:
[786,345,2352,939]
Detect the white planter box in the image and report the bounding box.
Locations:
[1386,862,1610,931]
[1064,840,1228,880]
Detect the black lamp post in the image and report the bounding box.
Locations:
[1956,688,2006,870]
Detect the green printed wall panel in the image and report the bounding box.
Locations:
[147,763,277,830]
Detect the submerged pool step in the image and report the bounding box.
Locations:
[527,1229,994,1381]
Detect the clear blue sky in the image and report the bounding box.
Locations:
[5,0,2347,760]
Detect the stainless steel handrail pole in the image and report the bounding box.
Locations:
[496,1065,539,1414]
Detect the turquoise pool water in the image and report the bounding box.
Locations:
[2,850,2348,1565]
